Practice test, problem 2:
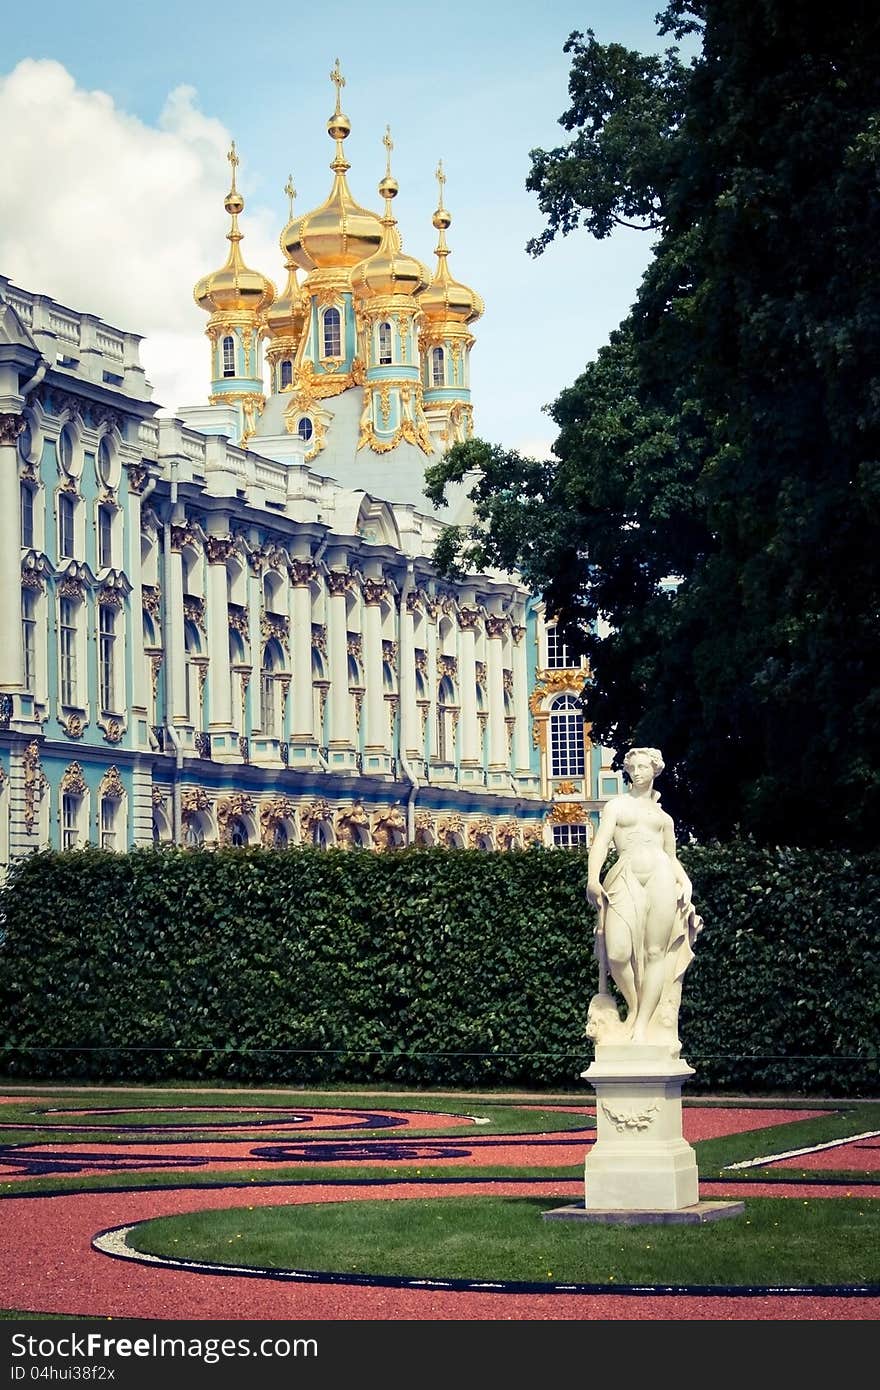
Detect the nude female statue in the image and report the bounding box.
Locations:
[586,748,702,1051]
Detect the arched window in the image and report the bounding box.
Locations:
[322,307,341,358]
[436,674,455,764]
[378,321,392,365]
[98,605,117,713]
[184,620,202,724]
[100,797,119,851]
[280,359,293,388]
[549,694,585,777]
[184,818,205,848]
[20,482,35,549]
[261,639,283,737]
[58,492,76,560]
[273,821,288,849]
[222,336,235,377]
[431,346,444,387]
[298,417,313,443]
[229,817,249,847]
[22,590,37,694]
[59,595,79,705]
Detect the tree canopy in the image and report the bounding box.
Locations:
[425,1,880,847]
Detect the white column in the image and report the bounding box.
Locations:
[362,579,387,753]
[512,619,531,775]
[0,417,25,693]
[486,614,508,771]
[326,570,354,747]
[289,561,315,745]
[458,609,480,768]
[206,539,232,731]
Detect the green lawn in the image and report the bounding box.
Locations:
[128,1194,880,1288]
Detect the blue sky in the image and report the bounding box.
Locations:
[1,1,678,456]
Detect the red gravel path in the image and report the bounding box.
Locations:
[3,1179,878,1322]
[2,1100,875,1322]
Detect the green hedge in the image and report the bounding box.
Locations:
[0,844,877,1093]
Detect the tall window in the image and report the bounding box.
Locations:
[552,824,589,849]
[20,483,35,549]
[378,321,392,365]
[222,335,235,377]
[100,797,117,851]
[229,817,248,847]
[99,605,116,712]
[546,625,571,669]
[436,675,455,763]
[59,597,78,705]
[98,505,113,569]
[261,640,282,737]
[280,359,293,388]
[184,621,201,723]
[58,493,75,560]
[322,307,341,357]
[62,793,81,850]
[431,346,444,387]
[549,694,585,777]
[22,590,37,693]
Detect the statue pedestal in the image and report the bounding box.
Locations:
[582,1044,699,1211]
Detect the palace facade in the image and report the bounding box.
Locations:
[0,69,620,864]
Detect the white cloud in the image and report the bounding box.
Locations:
[0,59,282,411]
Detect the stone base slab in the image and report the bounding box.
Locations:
[542,1199,745,1225]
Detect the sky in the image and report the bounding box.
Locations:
[0,1,678,458]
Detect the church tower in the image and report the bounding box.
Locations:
[193,143,276,445]
[417,162,484,449]
[351,129,433,456]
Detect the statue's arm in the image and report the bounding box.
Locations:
[587,801,618,910]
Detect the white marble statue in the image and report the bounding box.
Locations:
[586,748,703,1053]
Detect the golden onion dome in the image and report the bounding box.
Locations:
[417,161,484,327]
[352,129,431,302]
[194,143,276,317]
[280,61,383,274]
[264,176,309,341]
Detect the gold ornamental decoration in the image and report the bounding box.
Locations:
[0,413,26,447]
[259,796,295,846]
[22,740,44,833]
[548,801,586,825]
[99,766,125,801]
[372,805,406,850]
[60,761,87,795]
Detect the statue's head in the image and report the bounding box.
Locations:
[623,747,665,780]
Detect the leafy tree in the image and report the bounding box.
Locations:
[425,1,880,847]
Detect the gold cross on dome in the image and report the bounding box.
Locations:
[383,125,393,175]
[330,58,345,111]
[227,141,239,189]
[435,158,446,208]
[284,174,296,218]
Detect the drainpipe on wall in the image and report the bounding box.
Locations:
[162,468,184,842]
[397,563,419,842]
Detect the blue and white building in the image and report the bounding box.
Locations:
[0,71,619,864]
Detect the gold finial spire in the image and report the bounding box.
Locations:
[284,175,296,220]
[330,57,345,114]
[223,140,245,239]
[378,125,399,207]
[432,157,452,252]
[327,58,351,173]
